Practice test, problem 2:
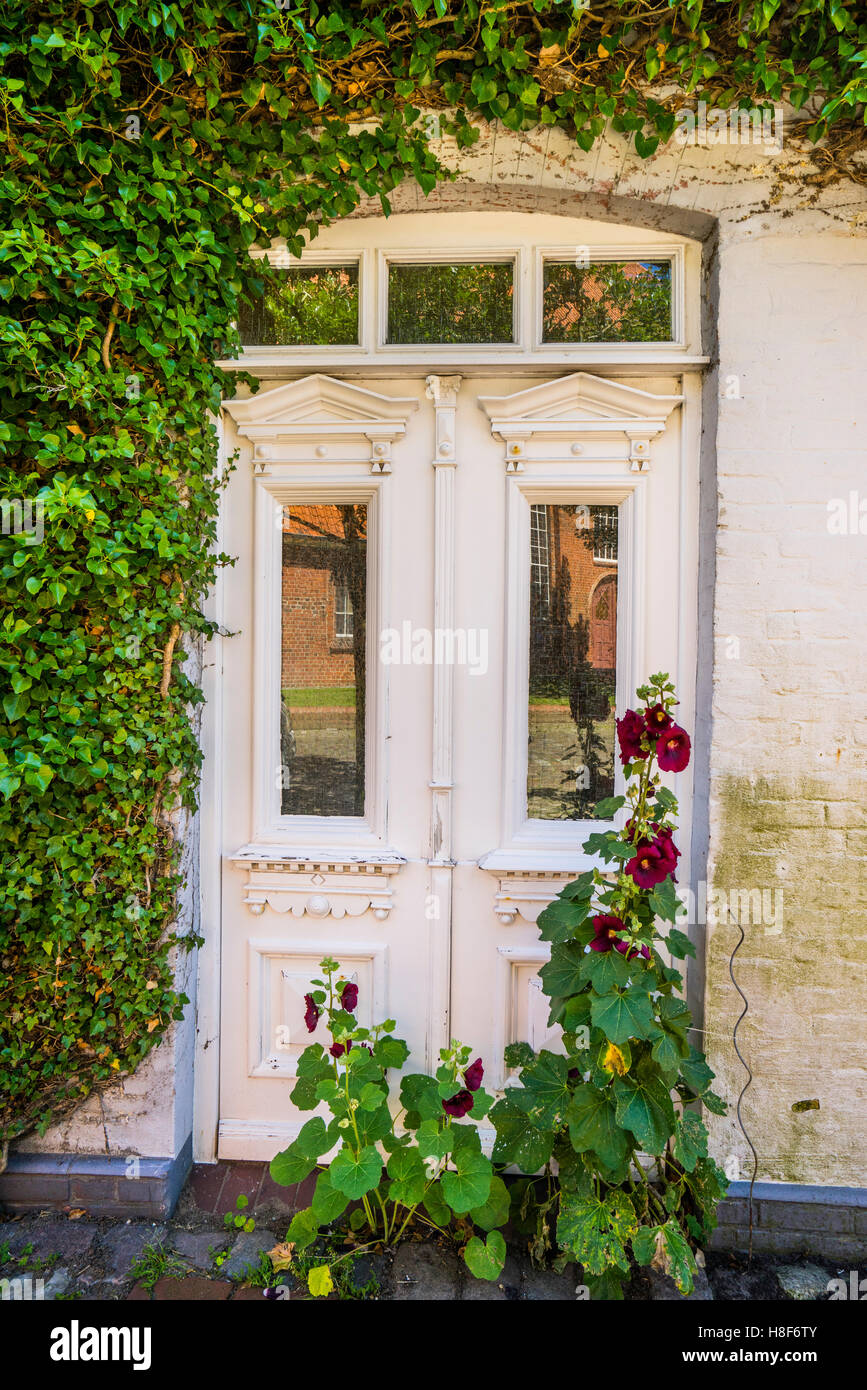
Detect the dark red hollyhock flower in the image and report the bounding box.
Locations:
[645,703,673,735]
[616,709,647,766]
[340,981,358,1012]
[653,826,680,878]
[616,940,651,962]
[589,914,628,952]
[303,994,320,1033]
[657,725,691,772]
[465,1058,484,1092]
[568,1068,580,1081]
[442,1090,474,1119]
[330,1041,351,1059]
[625,840,670,889]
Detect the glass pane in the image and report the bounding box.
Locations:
[387,261,514,344]
[542,260,672,343]
[527,504,618,820]
[240,264,359,345]
[280,504,367,816]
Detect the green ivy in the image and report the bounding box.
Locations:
[1,1,863,1147]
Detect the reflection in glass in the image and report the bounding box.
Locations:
[240,264,359,346]
[542,260,672,343]
[527,505,618,820]
[387,261,514,344]
[280,504,367,816]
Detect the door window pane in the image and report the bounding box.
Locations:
[240,264,359,345]
[386,261,514,344]
[280,504,367,816]
[527,504,618,820]
[542,259,672,343]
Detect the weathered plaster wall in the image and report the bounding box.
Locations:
[22,116,866,1192]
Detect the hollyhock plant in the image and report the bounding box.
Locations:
[271,957,507,1292]
[494,674,727,1301]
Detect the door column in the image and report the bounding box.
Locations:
[424,374,462,1068]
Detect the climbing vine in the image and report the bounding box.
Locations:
[0,1,864,1149]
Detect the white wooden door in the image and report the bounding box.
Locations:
[216,368,694,1158]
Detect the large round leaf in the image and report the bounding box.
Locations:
[469,1174,510,1232]
[463,1230,506,1282]
[311,1169,350,1223]
[269,1144,315,1188]
[329,1144,383,1199]
[441,1150,492,1215]
[386,1146,427,1207]
[490,1097,555,1172]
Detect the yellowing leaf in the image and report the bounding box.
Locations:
[307,1264,333,1298]
[146,1017,160,1033]
[597,44,609,59]
[602,1042,629,1077]
[268,1241,296,1272]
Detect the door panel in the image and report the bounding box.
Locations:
[217,370,693,1157]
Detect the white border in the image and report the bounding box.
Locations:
[533,244,685,353]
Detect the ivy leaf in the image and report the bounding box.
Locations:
[490,1097,555,1172]
[441,1148,492,1214]
[556,1189,637,1276]
[308,71,332,107]
[329,1145,383,1199]
[565,1085,629,1171]
[463,1230,506,1282]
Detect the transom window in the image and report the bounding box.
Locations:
[235,234,687,355]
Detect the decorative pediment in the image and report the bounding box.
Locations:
[223,374,419,472]
[231,847,406,922]
[479,371,682,472]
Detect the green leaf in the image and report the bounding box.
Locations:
[537,898,591,944]
[463,1229,506,1282]
[295,1115,331,1160]
[400,1072,443,1121]
[673,1111,708,1173]
[594,795,625,818]
[386,1146,427,1207]
[373,1036,410,1070]
[556,1189,637,1276]
[441,1148,492,1215]
[565,1085,629,1171]
[416,1118,452,1159]
[504,1041,535,1070]
[591,988,657,1044]
[580,948,633,993]
[490,1097,555,1172]
[329,1145,383,1199]
[309,71,332,107]
[423,1182,452,1229]
[269,1144,315,1187]
[612,1075,675,1154]
[286,1207,319,1250]
[469,1174,510,1232]
[679,1048,715,1095]
[512,1050,572,1128]
[665,927,696,959]
[540,942,586,998]
[311,1169,350,1223]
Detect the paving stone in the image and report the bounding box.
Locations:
[462,1254,522,1301]
[188,1163,230,1214]
[42,1267,72,1300]
[345,1252,387,1295]
[522,1265,582,1301]
[645,1268,714,1301]
[216,1164,265,1218]
[128,1276,233,1301]
[232,1285,271,1301]
[775,1263,832,1301]
[1,1218,99,1266]
[170,1228,228,1270]
[709,1265,784,1301]
[390,1242,461,1301]
[97,1223,167,1283]
[219,1229,277,1280]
